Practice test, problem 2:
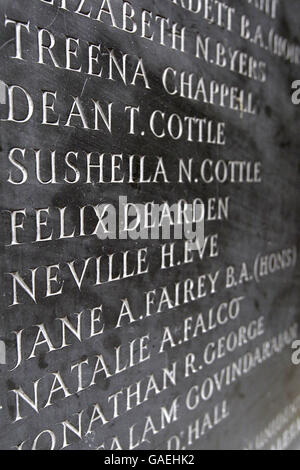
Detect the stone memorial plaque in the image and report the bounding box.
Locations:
[0,0,300,451]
